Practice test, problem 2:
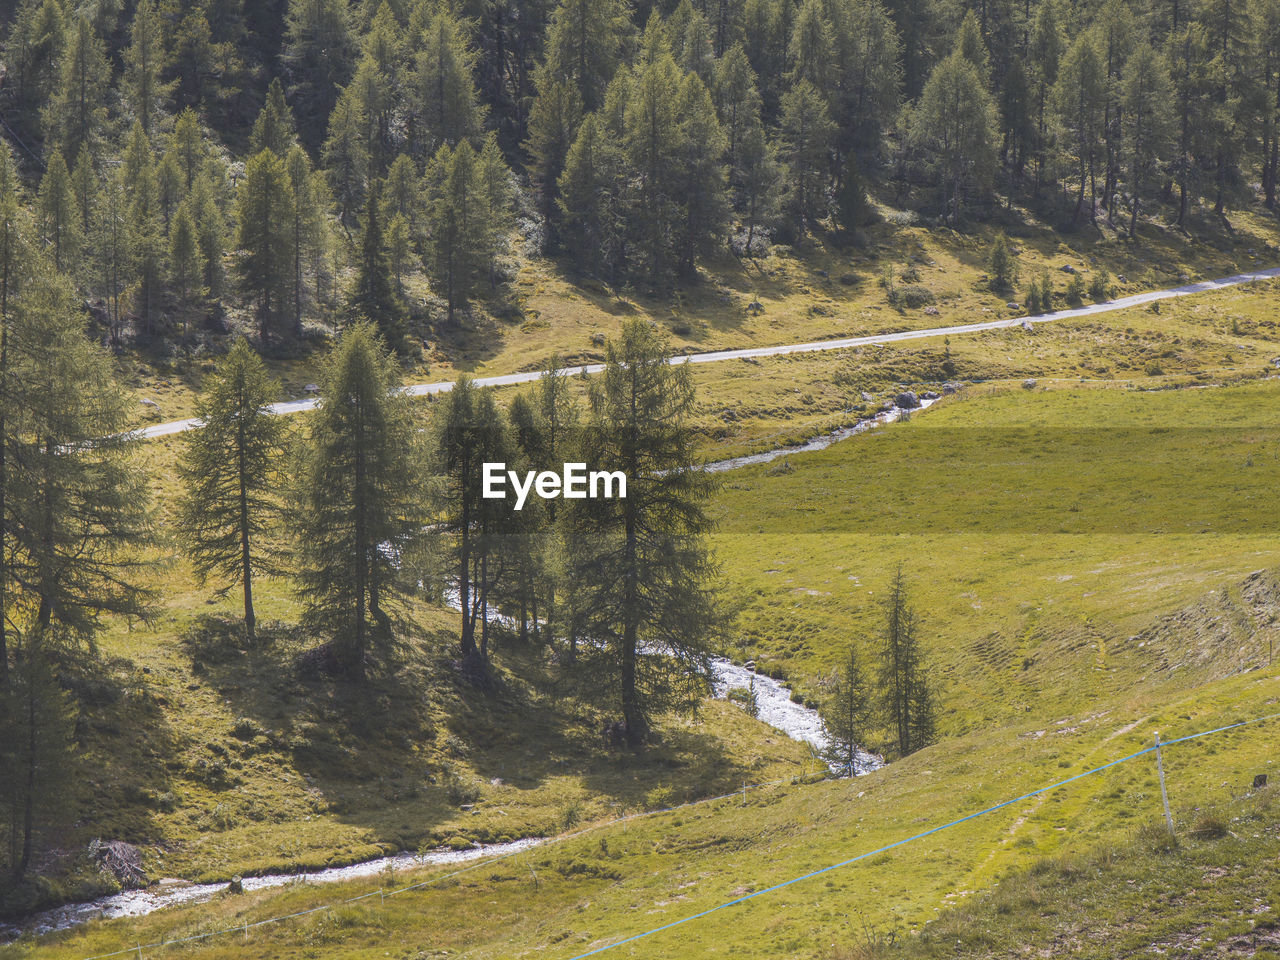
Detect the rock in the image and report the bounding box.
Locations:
[90,839,148,890]
[303,383,320,393]
[746,300,764,314]
[1007,301,1020,310]
[860,391,874,402]
[744,660,756,670]
[1022,379,1037,390]
[942,382,959,395]
[1254,773,1268,790]
[1021,320,1034,333]
[139,398,159,408]
[227,875,244,894]
[894,390,920,409]
[816,269,829,279]
[924,306,940,316]
[1060,264,1077,274]
[920,391,940,400]
[1117,275,1127,283]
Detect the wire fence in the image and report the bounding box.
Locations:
[68,709,1278,960]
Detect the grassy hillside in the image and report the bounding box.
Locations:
[8,665,1274,960]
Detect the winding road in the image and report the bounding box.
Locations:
[136,266,1280,439]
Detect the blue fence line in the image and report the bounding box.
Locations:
[563,710,1280,960]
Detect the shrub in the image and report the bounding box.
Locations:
[1088,269,1113,301]
[989,233,1019,293]
[890,284,936,309]
[1065,273,1086,305]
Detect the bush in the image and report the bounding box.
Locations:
[1089,269,1113,301]
[890,284,937,309]
[1065,273,1086,305]
[989,233,1019,293]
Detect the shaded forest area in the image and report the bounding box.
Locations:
[0,0,1276,351]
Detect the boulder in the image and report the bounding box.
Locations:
[942,382,959,395]
[894,390,920,409]
[1022,379,1038,390]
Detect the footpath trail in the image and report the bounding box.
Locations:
[137,266,1280,440]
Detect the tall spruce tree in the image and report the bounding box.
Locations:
[235,149,296,342]
[282,0,356,150]
[1121,43,1175,237]
[122,0,174,132]
[411,11,484,161]
[821,645,871,776]
[911,51,998,223]
[349,184,405,344]
[877,567,934,757]
[178,340,283,642]
[292,324,424,680]
[561,319,720,744]
[43,17,110,162]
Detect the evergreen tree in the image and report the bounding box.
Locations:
[561,319,720,744]
[122,0,174,132]
[672,74,729,276]
[1053,34,1107,223]
[43,17,110,161]
[36,151,77,271]
[349,184,405,343]
[6,264,153,644]
[876,567,933,757]
[558,114,627,280]
[178,340,283,642]
[779,79,835,237]
[423,141,489,322]
[282,0,356,150]
[124,122,166,338]
[0,145,23,687]
[999,57,1034,184]
[828,0,901,162]
[235,149,296,342]
[833,152,874,241]
[539,0,632,111]
[0,635,77,883]
[410,10,484,161]
[821,645,871,776]
[788,0,835,92]
[292,324,424,680]
[525,74,584,226]
[988,232,1018,292]
[249,78,298,156]
[323,87,370,228]
[90,168,133,349]
[432,376,513,664]
[1030,0,1063,191]
[168,202,206,348]
[285,145,324,335]
[712,44,763,178]
[190,173,227,302]
[381,153,421,230]
[736,121,782,254]
[1121,42,1175,237]
[3,0,66,138]
[911,51,998,223]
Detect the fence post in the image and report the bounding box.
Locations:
[1154,733,1174,835]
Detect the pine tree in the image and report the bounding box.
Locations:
[282,0,356,150]
[381,153,420,230]
[122,0,174,132]
[3,0,66,138]
[1030,0,1063,191]
[178,340,283,642]
[999,57,1034,184]
[6,263,153,644]
[561,319,720,744]
[833,152,874,242]
[90,168,133,349]
[788,0,835,92]
[124,122,166,338]
[0,635,78,883]
[525,74,584,226]
[540,0,632,111]
[558,114,627,280]
[235,149,296,342]
[43,17,111,161]
[911,51,998,224]
[249,78,298,157]
[1053,34,1107,223]
[323,87,370,228]
[828,0,901,162]
[292,323,424,680]
[36,151,78,271]
[876,567,933,757]
[410,11,484,161]
[285,146,323,335]
[349,184,405,344]
[423,141,488,323]
[736,121,782,254]
[0,145,24,688]
[190,173,227,302]
[432,376,513,664]
[988,233,1018,293]
[779,78,835,238]
[168,202,206,348]
[672,73,729,276]
[821,645,871,776]
[1121,42,1175,238]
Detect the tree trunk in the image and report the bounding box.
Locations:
[237,390,256,643]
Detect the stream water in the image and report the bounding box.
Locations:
[2,399,924,941]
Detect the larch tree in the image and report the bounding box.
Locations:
[1121,42,1175,237]
[292,324,425,680]
[43,17,111,162]
[235,149,296,342]
[349,184,405,344]
[877,567,934,758]
[558,113,627,280]
[423,141,489,323]
[36,151,77,272]
[779,78,835,237]
[282,0,357,151]
[122,0,174,133]
[911,51,998,224]
[821,645,871,776]
[250,78,298,157]
[1052,33,1107,223]
[167,201,206,348]
[177,340,283,643]
[411,11,484,161]
[561,319,721,745]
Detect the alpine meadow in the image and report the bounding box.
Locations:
[0,0,1279,957]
